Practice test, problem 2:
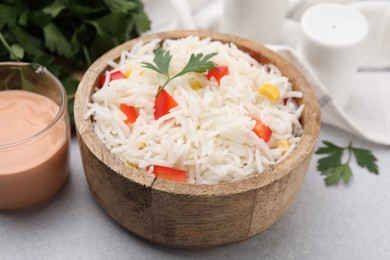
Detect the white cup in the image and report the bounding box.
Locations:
[298,3,368,108]
[220,0,288,44]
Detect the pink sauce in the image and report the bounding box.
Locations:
[0,90,69,209]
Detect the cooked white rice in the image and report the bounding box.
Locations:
[85,36,304,184]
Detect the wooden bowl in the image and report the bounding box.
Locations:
[74,30,320,248]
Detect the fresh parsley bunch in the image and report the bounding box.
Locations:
[0,0,151,123]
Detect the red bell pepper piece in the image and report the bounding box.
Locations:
[99,71,125,87]
[252,119,272,142]
[119,104,138,124]
[150,165,187,183]
[205,65,229,85]
[154,86,178,120]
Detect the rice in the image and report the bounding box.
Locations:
[86,36,304,184]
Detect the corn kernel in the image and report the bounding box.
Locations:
[124,68,133,78]
[126,161,138,168]
[190,80,203,90]
[139,70,144,76]
[276,139,290,155]
[138,142,146,150]
[258,83,280,103]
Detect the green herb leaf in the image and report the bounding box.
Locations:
[316,141,380,186]
[43,23,73,58]
[42,0,66,18]
[341,164,353,183]
[143,47,217,97]
[323,164,352,186]
[316,141,343,172]
[87,12,134,61]
[0,4,19,29]
[104,0,137,13]
[315,141,343,154]
[323,167,342,186]
[89,33,118,62]
[65,4,102,15]
[29,11,52,27]
[317,153,341,172]
[142,48,172,77]
[88,12,133,39]
[9,43,24,60]
[133,12,151,35]
[176,52,217,77]
[9,26,49,63]
[352,148,379,174]
[17,10,29,26]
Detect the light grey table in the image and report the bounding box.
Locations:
[1,124,389,260]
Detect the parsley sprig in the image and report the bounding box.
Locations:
[316,141,379,186]
[142,47,217,97]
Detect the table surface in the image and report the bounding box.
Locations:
[1,124,389,260]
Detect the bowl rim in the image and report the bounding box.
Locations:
[75,30,320,196]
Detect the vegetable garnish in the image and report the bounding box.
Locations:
[276,139,290,155]
[124,69,133,78]
[205,65,230,85]
[252,119,272,142]
[154,86,178,120]
[190,80,203,90]
[149,165,187,183]
[119,104,138,124]
[316,141,379,186]
[100,71,125,87]
[142,47,217,97]
[258,83,280,103]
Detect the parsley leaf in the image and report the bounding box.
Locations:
[133,12,151,35]
[322,164,352,186]
[0,4,19,29]
[42,0,66,18]
[0,32,24,60]
[317,149,343,172]
[142,47,172,77]
[143,47,217,97]
[315,141,343,154]
[43,23,73,58]
[176,52,217,77]
[352,148,379,174]
[9,43,24,60]
[315,141,379,186]
[104,0,137,13]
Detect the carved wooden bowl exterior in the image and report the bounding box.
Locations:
[74,30,320,248]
